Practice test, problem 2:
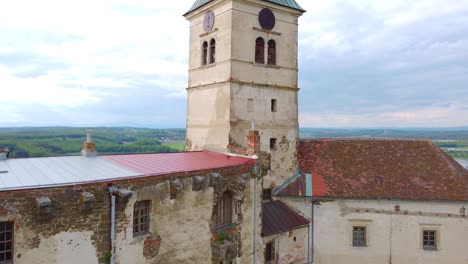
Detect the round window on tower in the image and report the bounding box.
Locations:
[258,8,276,31]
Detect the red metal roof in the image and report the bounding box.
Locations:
[262,201,309,237]
[283,138,468,201]
[102,150,256,176]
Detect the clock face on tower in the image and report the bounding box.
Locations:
[203,10,215,32]
[258,8,276,30]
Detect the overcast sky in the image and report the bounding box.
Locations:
[0,0,467,128]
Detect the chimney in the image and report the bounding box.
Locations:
[247,120,260,157]
[81,130,97,158]
[0,148,10,161]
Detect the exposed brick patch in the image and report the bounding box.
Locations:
[143,234,161,259]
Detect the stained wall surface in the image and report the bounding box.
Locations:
[283,198,468,264]
[0,164,256,264]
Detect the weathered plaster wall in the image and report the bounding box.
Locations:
[283,198,468,264]
[264,226,308,264]
[185,1,301,185]
[186,83,232,152]
[0,164,255,264]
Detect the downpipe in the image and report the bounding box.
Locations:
[252,155,259,264]
[108,186,118,264]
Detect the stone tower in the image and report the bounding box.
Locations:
[184,0,305,187]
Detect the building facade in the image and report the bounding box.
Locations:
[184,0,305,187]
[276,139,468,264]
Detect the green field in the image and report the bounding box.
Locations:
[0,127,467,160]
[0,127,186,158]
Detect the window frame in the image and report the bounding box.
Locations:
[133,200,150,237]
[265,240,275,263]
[215,191,233,228]
[247,98,254,113]
[422,230,438,251]
[201,41,208,66]
[209,38,216,64]
[269,138,277,150]
[0,221,14,264]
[352,226,367,247]
[255,37,265,64]
[271,99,277,112]
[267,39,276,65]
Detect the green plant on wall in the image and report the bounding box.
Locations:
[216,232,228,244]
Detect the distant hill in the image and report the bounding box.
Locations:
[0,127,467,160]
[299,128,468,140]
[0,127,186,158]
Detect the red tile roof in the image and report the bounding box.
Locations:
[103,150,256,176]
[278,139,468,201]
[262,201,309,237]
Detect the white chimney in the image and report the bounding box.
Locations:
[81,130,97,158]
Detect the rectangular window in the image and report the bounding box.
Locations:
[133,200,150,237]
[247,98,254,113]
[0,221,13,263]
[270,138,277,150]
[353,226,367,246]
[263,189,272,202]
[423,230,437,250]
[265,240,275,263]
[271,99,277,112]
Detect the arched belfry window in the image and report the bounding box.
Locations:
[216,191,232,227]
[209,38,216,64]
[202,41,208,66]
[267,39,276,65]
[255,37,265,64]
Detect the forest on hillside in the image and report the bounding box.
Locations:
[0,127,185,158]
[0,127,467,160]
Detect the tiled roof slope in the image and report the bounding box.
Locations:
[262,201,309,236]
[185,0,305,15]
[279,139,468,201]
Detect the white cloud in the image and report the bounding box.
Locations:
[0,0,467,127]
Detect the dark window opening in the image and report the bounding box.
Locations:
[209,39,216,64]
[202,41,208,66]
[255,37,265,64]
[271,99,277,112]
[263,189,272,202]
[353,226,366,246]
[133,200,150,237]
[265,241,275,263]
[0,221,13,263]
[293,236,297,242]
[423,230,437,250]
[270,138,277,150]
[215,191,232,227]
[267,39,276,65]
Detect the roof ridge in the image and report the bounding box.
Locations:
[300,137,433,142]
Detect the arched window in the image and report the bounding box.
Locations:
[216,191,232,227]
[202,41,208,66]
[255,37,265,64]
[267,39,276,65]
[209,38,216,64]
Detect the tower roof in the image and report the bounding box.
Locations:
[185,0,306,15]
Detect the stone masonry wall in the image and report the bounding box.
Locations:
[0,164,254,264]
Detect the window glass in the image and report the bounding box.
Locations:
[133,201,150,237]
[353,226,366,246]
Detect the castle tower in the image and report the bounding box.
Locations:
[184,0,305,186]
